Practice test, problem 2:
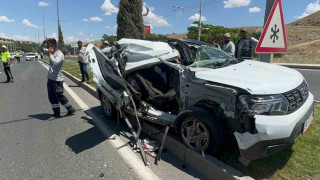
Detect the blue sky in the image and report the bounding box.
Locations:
[0,0,319,44]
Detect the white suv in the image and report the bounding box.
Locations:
[86,38,314,164]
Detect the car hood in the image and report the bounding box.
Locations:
[193,60,304,94]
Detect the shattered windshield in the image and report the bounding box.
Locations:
[188,45,238,68]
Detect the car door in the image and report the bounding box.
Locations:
[86,44,129,108]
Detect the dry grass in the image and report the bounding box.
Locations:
[166,33,187,39]
[236,25,320,64]
[273,40,320,64]
[242,25,320,47]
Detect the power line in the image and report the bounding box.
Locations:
[146,0,225,28]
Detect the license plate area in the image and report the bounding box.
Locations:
[302,111,314,134]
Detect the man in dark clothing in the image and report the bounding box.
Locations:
[44,38,75,118]
[235,28,259,60]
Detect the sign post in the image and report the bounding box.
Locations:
[259,0,275,63]
[257,0,287,61]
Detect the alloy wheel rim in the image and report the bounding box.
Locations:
[181,117,210,151]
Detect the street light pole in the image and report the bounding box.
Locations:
[197,0,203,41]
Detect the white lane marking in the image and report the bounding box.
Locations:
[39,61,160,180]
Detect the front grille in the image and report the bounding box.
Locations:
[283,81,309,114]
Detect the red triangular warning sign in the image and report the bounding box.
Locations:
[256,0,288,53]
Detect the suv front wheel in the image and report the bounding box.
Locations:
[100,93,117,120]
[176,107,223,155]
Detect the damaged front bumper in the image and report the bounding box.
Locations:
[234,92,314,161]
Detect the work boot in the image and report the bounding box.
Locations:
[53,114,61,118]
[66,106,75,116]
[53,108,61,118]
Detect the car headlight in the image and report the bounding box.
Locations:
[239,94,289,115]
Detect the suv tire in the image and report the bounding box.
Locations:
[176,107,223,155]
[100,93,117,120]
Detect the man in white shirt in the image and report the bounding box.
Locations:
[222,33,235,57]
[76,41,89,82]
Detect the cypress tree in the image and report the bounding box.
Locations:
[117,0,144,40]
[58,23,66,54]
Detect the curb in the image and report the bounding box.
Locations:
[41,60,252,180]
[275,63,320,70]
[142,122,253,180]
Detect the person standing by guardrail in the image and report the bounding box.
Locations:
[44,38,75,118]
[1,45,14,83]
[235,28,258,60]
[76,40,89,83]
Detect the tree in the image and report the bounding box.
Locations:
[117,0,144,40]
[187,22,261,48]
[58,23,66,54]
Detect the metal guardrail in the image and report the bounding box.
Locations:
[276,63,320,70]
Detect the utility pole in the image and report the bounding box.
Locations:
[170,0,204,40]
[197,0,203,41]
[89,32,91,43]
[38,28,40,45]
[259,0,276,63]
[43,12,46,40]
[57,0,60,30]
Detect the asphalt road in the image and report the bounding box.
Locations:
[0,58,205,180]
[298,69,320,101]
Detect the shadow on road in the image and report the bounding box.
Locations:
[29,113,53,121]
[65,118,106,154]
[0,113,53,125]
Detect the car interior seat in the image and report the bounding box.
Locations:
[134,66,179,112]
